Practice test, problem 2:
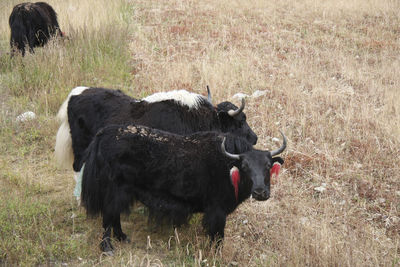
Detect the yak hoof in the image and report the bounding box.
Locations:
[115,233,131,243]
[100,238,114,255]
[119,235,131,243]
[103,250,114,257]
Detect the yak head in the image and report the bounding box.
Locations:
[221,132,286,201]
[217,98,258,145]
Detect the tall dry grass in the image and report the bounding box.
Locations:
[0,0,399,265]
[1,0,133,113]
[128,0,400,265]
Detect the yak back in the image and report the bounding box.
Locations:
[81,124,254,224]
[68,88,219,171]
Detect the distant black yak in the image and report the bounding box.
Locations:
[9,2,64,56]
[81,124,286,254]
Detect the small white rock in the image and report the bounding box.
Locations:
[354,163,363,169]
[314,186,326,193]
[272,137,280,143]
[251,90,268,98]
[384,217,391,228]
[242,219,248,225]
[299,217,309,225]
[232,93,249,100]
[16,111,36,122]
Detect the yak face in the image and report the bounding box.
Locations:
[222,132,287,201]
[217,101,258,145]
[239,151,284,201]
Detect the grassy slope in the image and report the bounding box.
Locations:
[1,0,399,265]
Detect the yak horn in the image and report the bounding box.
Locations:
[228,98,245,117]
[270,131,287,157]
[206,85,212,104]
[221,137,240,160]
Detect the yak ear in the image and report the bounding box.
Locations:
[272,156,284,165]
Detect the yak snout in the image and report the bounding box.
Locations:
[252,187,270,201]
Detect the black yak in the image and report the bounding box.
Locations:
[9,2,64,56]
[55,87,258,183]
[81,124,286,254]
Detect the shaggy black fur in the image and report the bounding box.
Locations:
[9,2,63,56]
[81,124,284,253]
[68,88,258,172]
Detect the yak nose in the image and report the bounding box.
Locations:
[252,188,269,201]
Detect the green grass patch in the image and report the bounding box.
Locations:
[0,22,134,116]
[0,193,89,265]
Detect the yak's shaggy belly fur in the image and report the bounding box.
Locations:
[82,125,253,220]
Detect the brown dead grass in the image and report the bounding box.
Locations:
[128,0,400,265]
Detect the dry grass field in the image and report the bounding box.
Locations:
[0,0,399,265]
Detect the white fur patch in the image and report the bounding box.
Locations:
[230,166,239,176]
[56,86,89,122]
[142,90,207,109]
[54,86,89,169]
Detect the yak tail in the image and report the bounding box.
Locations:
[81,133,109,216]
[54,86,88,169]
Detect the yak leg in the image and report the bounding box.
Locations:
[112,214,130,243]
[27,30,37,54]
[100,212,115,255]
[203,207,227,245]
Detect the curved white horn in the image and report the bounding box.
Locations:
[228,98,245,117]
[221,137,240,160]
[270,131,287,157]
